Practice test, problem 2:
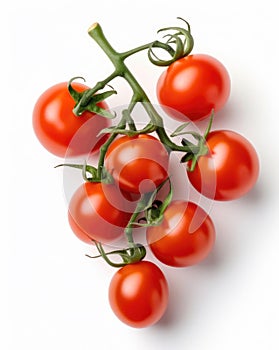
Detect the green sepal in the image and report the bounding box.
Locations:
[73,90,117,119]
[67,76,86,102]
[100,167,115,184]
[187,156,199,172]
[86,241,146,268]
[68,77,117,119]
[180,152,194,163]
[170,122,190,137]
[179,111,215,170]
[148,18,194,67]
[171,122,203,140]
[148,31,185,66]
[131,178,173,228]
[181,137,194,147]
[54,162,99,182]
[204,109,214,139]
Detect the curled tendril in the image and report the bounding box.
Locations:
[148,18,194,66]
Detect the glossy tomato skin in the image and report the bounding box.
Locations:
[105,134,169,194]
[68,182,133,244]
[147,201,215,267]
[187,130,260,201]
[157,54,230,122]
[33,82,110,157]
[109,261,169,328]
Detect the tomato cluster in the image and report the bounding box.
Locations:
[33,19,259,328]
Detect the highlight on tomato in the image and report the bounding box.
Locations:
[187,130,260,201]
[32,82,110,157]
[68,182,134,244]
[105,134,169,194]
[109,261,169,328]
[157,54,230,122]
[146,201,215,267]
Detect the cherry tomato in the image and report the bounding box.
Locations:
[157,54,230,122]
[187,130,260,201]
[105,134,169,194]
[147,201,215,267]
[32,82,110,157]
[68,182,133,244]
[109,261,169,328]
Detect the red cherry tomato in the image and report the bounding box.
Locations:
[68,182,133,244]
[109,261,169,328]
[187,130,260,201]
[147,201,215,267]
[157,54,230,122]
[105,134,169,194]
[32,82,110,157]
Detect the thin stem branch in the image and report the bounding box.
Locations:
[96,114,126,179]
[124,195,149,247]
[120,40,175,60]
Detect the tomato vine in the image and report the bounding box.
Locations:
[49,18,238,265]
[64,19,215,264]
[33,17,259,328]
[68,19,205,171]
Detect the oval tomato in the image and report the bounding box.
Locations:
[157,54,230,122]
[187,130,260,201]
[109,261,169,328]
[147,201,215,267]
[32,82,110,157]
[68,182,133,244]
[105,134,169,194]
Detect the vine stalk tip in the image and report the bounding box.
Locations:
[88,22,99,33]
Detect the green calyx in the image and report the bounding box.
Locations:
[68,77,117,119]
[175,110,215,171]
[86,241,146,268]
[131,178,173,228]
[54,161,113,184]
[148,17,194,66]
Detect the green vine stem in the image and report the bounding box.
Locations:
[67,21,212,263]
[85,23,201,173]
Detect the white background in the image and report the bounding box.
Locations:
[3,0,279,349]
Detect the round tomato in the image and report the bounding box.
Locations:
[109,261,169,328]
[157,54,230,122]
[105,134,169,194]
[147,201,215,267]
[187,130,260,201]
[32,82,110,157]
[68,182,133,244]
